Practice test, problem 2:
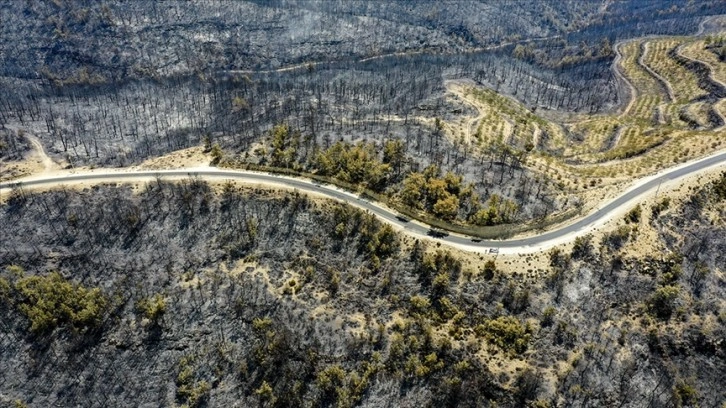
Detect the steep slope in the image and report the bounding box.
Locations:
[1,175,724,407]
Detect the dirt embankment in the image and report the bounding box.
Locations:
[612,41,638,117]
[669,47,726,100]
[638,42,675,102]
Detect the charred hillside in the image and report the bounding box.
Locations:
[0,0,721,81]
[1,174,725,407]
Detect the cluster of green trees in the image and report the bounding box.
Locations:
[314,141,392,192]
[261,124,403,193]
[400,167,469,220]
[396,247,534,358]
[415,248,462,289]
[470,193,519,226]
[648,253,684,320]
[408,249,467,323]
[1,266,107,334]
[315,356,383,407]
[330,206,398,270]
[176,355,211,408]
[136,293,166,323]
[512,38,615,68]
[301,315,479,408]
[475,316,533,356]
[269,124,302,169]
[250,124,520,227]
[400,164,518,224]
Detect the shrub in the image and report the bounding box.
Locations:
[571,234,593,260]
[482,260,497,280]
[255,381,276,405]
[176,357,211,408]
[329,270,341,296]
[503,282,530,313]
[405,352,444,378]
[252,317,273,333]
[625,205,641,224]
[431,272,450,299]
[6,264,25,278]
[0,277,11,302]
[514,368,542,405]
[137,293,166,322]
[648,285,680,319]
[673,379,698,407]
[690,261,710,294]
[210,143,223,165]
[548,248,570,269]
[316,364,347,403]
[651,197,670,219]
[479,316,532,355]
[554,321,577,347]
[659,263,682,286]
[436,296,460,321]
[602,225,631,250]
[541,306,556,327]
[410,295,431,314]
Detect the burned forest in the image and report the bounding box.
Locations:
[1,1,726,407]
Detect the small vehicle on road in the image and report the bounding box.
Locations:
[395,215,410,223]
[427,228,449,238]
[471,238,482,243]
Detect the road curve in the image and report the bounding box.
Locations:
[2,150,726,254]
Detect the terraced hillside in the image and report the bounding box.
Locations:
[445,30,726,193]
